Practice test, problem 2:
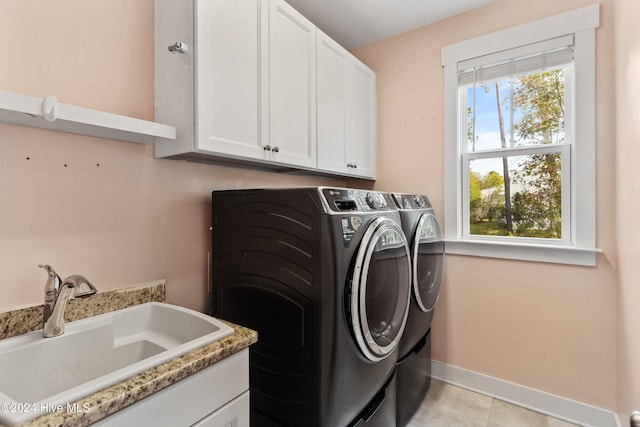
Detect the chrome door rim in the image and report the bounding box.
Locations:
[350,217,411,362]
[412,213,441,312]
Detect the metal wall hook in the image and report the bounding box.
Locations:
[168,41,189,54]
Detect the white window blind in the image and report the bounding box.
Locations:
[458,35,574,85]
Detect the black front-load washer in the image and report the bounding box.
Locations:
[391,193,444,426]
[212,187,412,426]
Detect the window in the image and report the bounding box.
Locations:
[462,38,572,241]
[442,5,599,266]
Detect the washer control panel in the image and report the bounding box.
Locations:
[365,192,385,209]
[321,188,395,213]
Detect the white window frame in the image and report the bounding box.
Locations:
[442,4,600,266]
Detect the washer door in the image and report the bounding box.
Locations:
[412,213,444,312]
[350,217,412,362]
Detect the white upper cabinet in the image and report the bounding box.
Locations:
[348,60,376,178]
[268,0,317,168]
[195,0,267,160]
[316,32,349,174]
[154,0,269,162]
[154,0,375,179]
[316,31,376,179]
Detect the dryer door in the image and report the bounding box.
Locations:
[350,217,411,362]
[412,213,444,312]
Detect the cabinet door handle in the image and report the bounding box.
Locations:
[272,146,280,153]
[263,145,272,151]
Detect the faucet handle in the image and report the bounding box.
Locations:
[39,264,62,295]
[39,264,61,278]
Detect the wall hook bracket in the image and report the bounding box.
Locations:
[168,41,189,55]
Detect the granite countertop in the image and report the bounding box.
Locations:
[0,280,258,427]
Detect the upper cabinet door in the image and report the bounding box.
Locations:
[195,0,268,159]
[316,31,349,174]
[268,0,316,168]
[349,60,376,179]
[316,30,377,179]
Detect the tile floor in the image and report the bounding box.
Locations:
[407,380,582,427]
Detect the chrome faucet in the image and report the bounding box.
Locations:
[39,265,97,338]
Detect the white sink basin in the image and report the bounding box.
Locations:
[0,302,233,426]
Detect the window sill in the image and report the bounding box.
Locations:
[444,239,601,266]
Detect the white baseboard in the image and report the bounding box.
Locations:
[431,360,620,427]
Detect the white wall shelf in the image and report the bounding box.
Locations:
[0,90,176,144]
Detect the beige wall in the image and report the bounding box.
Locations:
[353,0,618,411]
[0,0,343,313]
[615,0,640,420]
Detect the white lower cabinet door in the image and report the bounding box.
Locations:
[192,391,250,427]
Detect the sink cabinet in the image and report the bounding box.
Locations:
[93,349,249,427]
[154,0,375,179]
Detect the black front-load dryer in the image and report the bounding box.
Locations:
[391,193,444,426]
[212,187,412,427]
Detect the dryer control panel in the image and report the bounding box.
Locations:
[320,188,395,214]
[391,193,433,210]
